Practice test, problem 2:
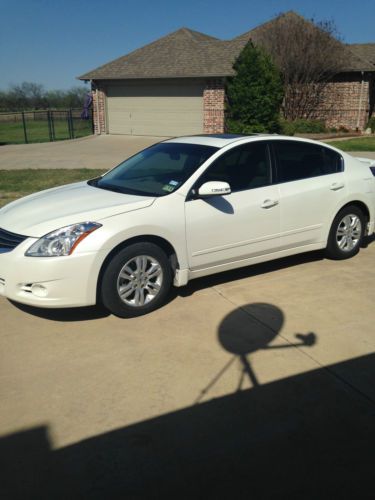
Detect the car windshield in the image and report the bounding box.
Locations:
[88,142,219,197]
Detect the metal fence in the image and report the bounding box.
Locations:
[0,109,94,145]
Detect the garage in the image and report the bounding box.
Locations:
[106,81,204,136]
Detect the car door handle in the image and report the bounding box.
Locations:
[261,199,279,209]
[330,182,345,191]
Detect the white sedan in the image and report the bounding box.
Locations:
[0,134,374,317]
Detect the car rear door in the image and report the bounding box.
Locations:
[271,140,346,249]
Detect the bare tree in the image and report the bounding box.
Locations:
[0,82,89,111]
[252,13,347,120]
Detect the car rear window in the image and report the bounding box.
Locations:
[273,141,343,183]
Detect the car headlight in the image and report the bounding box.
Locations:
[25,222,102,257]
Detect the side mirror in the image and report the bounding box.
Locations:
[198,181,231,198]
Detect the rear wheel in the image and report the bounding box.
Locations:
[100,242,173,317]
[325,206,365,260]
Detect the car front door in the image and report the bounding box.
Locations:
[185,141,281,271]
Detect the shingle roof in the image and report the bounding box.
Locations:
[78,14,375,81]
[235,11,375,73]
[349,44,375,67]
[79,28,247,80]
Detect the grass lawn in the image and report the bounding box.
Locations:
[325,137,375,151]
[0,119,93,145]
[0,169,106,208]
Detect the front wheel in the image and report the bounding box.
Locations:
[325,206,365,260]
[100,242,173,318]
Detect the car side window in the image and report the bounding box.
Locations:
[273,141,343,183]
[197,142,271,192]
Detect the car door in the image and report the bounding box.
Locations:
[185,141,281,271]
[271,140,346,249]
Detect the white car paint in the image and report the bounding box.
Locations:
[0,134,374,309]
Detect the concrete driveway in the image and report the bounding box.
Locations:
[1,134,375,497]
[1,240,375,498]
[0,135,165,170]
[0,134,374,170]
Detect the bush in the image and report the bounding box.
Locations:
[367,117,375,133]
[281,119,327,135]
[226,42,284,134]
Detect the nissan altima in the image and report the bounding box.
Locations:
[0,134,374,317]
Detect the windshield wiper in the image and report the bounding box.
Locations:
[89,180,153,197]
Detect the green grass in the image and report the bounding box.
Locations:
[0,119,93,145]
[325,137,375,151]
[0,169,106,207]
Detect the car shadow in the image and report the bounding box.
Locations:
[9,238,375,321]
[176,249,325,298]
[9,301,110,322]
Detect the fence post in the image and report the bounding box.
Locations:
[47,110,53,142]
[21,112,28,144]
[66,110,72,139]
[70,109,75,139]
[50,111,55,141]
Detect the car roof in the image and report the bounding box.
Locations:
[163,134,346,155]
[164,134,273,148]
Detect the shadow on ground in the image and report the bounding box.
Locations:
[1,303,374,499]
[9,302,110,321]
[7,236,375,321]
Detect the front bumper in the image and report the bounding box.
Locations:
[0,239,106,308]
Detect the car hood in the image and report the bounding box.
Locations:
[0,181,156,237]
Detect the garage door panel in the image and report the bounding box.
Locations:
[107,83,204,136]
[107,84,203,98]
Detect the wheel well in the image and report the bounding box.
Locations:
[338,201,370,222]
[96,235,178,303]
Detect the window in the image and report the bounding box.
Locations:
[197,141,271,192]
[273,141,343,183]
[90,143,218,197]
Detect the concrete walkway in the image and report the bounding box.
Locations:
[0,134,374,170]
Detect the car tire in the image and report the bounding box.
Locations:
[100,242,173,318]
[325,205,365,260]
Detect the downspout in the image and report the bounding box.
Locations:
[92,80,101,135]
[356,71,365,131]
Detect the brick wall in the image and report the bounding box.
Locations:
[92,84,106,134]
[203,80,225,133]
[311,74,371,130]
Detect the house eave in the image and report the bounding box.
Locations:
[78,73,233,81]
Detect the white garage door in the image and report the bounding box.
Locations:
[107,82,204,136]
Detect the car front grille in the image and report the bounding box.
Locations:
[0,227,28,252]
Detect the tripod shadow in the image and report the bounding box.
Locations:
[195,303,316,403]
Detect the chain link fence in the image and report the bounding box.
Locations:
[0,109,94,145]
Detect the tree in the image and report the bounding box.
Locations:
[7,82,47,110]
[253,12,347,120]
[0,82,89,111]
[226,42,284,133]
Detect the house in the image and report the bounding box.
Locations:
[78,12,375,136]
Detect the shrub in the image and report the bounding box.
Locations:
[367,117,375,133]
[281,119,327,135]
[226,42,284,134]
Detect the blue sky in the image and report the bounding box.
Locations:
[1,0,374,91]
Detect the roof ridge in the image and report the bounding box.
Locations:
[233,10,304,41]
[178,27,220,41]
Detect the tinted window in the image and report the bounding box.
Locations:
[273,141,343,183]
[89,143,218,197]
[197,142,271,192]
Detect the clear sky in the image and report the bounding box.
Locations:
[1,0,374,91]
